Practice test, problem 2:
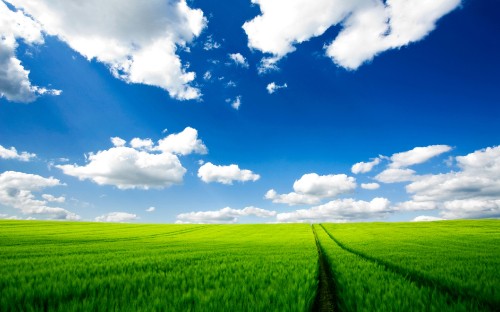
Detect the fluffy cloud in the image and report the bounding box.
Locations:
[95,212,138,222]
[0,144,36,161]
[155,127,207,155]
[276,197,391,222]
[0,2,61,103]
[227,96,242,110]
[375,168,416,183]
[389,145,452,169]
[411,215,445,222]
[7,0,206,100]
[0,171,79,220]
[198,162,260,185]
[266,173,356,205]
[243,0,460,70]
[228,53,249,68]
[145,206,155,212]
[361,183,380,190]
[58,127,206,189]
[176,206,276,224]
[130,138,153,150]
[351,157,381,174]
[41,194,65,203]
[266,82,287,94]
[404,146,500,219]
[375,145,451,183]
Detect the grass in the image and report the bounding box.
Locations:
[0,219,498,311]
[0,221,318,311]
[321,220,500,309]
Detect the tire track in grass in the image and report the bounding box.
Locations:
[319,224,496,311]
[311,225,337,312]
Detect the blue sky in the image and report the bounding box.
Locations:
[1,0,499,223]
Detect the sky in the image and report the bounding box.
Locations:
[0,0,499,224]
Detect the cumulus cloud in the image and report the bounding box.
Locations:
[111,137,126,147]
[57,127,206,190]
[228,53,249,68]
[411,215,446,222]
[351,157,381,174]
[0,3,61,103]
[0,171,79,220]
[266,82,287,94]
[389,145,452,169]
[95,212,138,222]
[375,168,416,183]
[198,162,260,185]
[243,0,460,70]
[6,0,206,100]
[176,206,276,224]
[0,144,36,161]
[145,206,155,212]
[130,138,153,150]
[41,194,65,203]
[403,146,500,219]
[276,197,391,222]
[374,145,451,183]
[266,173,356,205]
[361,182,380,190]
[155,127,207,155]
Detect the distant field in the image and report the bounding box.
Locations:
[0,220,498,311]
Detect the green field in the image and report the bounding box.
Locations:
[0,220,498,311]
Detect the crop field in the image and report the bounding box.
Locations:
[0,220,498,311]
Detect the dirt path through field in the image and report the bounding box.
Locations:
[319,224,496,311]
[312,225,336,312]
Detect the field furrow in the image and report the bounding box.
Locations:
[313,224,486,311]
[311,226,336,312]
[320,221,500,310]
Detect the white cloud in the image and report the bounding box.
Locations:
[176,206,276,224]
[326,0,460,69]
[203,71,212,81]
[155,127,207,156]
[389,145,452,169]
[395,200,437,211]
[111,137,126,147]
[42,194,65,203]
[411,215,445,222]
[0,171,79,220]
[441,199,500,219]
[375,168,416,183]
[58,127,207,190]
[361,182,380,190]
[0,3,61,103]
[265,189,320,206]
[198,162,260,185]
[230,96,241,110]
[145,206,155,212]
[266,173,356,205]
[228,53,249,68]
[276,197,391,222]
[58,146,185,190]
[404,146,500,219]
[0,144,36,161]
[203,35,221,50]
[266,82,287,94]
[351,157,381,174]
[130,138,153,150]
[95,212,138,222]
[244,0,460,70]
[7,0,207,100]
